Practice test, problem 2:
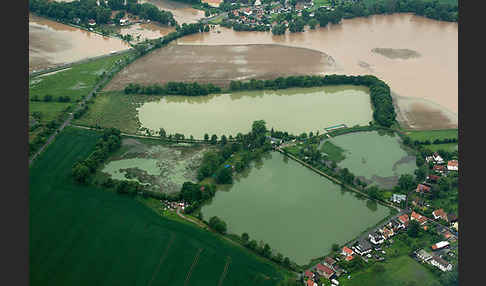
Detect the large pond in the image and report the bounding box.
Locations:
[325,131,417,188]
[178,13,458,129]
[137,85,373,138]
[201,152,391,265]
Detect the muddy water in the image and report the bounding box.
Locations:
[118,23,175,43]
[178,13,458,129]
[137,85,373,138]
[201,152,390,265]
[104,44,336,90]
[140,0,205,24]
[29,14,130,72]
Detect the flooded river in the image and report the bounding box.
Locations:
[178,13,457,129]
[29,14,130,72]
[137,85,373,138]
[201,152,390,265]
[140,0,205,24]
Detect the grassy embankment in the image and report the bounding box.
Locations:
[405,129,458,152]
[30,126,295,286]
[320,140,346,163]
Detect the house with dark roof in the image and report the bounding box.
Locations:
[415,249,433,262]
[430,256,453,272]
[369,231,384,245]
[447,213,458,223]
[333,264,345,277]
[353,240,372,256]
[316,263,335,280]
[427,174,440,183]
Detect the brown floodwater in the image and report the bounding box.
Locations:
[140,0,205,24]
[104,44,336,90]
[29,14,130,72]
[178,13,458,129]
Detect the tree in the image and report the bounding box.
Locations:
[438,177,450,192]
[248,239,258,250]
[215,166,233,184]
[204,133,209,142]
[308,18,318,29]
[221,134,228,146]
[399,174,416,192]
[414,166,427,182]
[367,186,380,200]
[210,134,218,145]
[242,232,249,243]
[209,216,227,234]
[283,257,290,267]
[159,128,166,138]
[72,162,90,184]
[275,253,283,264]
[332,243,340,252]
[407,220,420,237]
[252,120,267,137]
[263,243,272,258]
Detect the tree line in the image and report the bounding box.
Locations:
[124,82,221,96]
[29,0,176,26]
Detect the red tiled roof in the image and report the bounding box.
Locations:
[316,263,334,276]
[416,184,431,193]
[411,211,428,224]
[345,255,354,261]
[307,279,314,286]
[398,214,409,224]
[342,246,353,255]
[433,165,445,171]
[448,160,458,167]
[305,270,313,279]
[428,174,440,181]
[433,209,447,219]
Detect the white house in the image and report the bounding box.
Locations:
[416,249,433,262]
[430,256,453,272]
[391,193,406,204]
[447,160,458,171]
[431,241,450,251]
[433,152,444,164]
[120,18,129,26]
[369,232,384,245]
[353,240,372,256]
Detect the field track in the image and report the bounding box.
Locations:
[184,248,204,286]
[148,233,176,286]
[217,256,232,286]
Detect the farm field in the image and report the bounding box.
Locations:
[339,255,441,286]
[29,101,71,123]
[29,126,291,286]
[405,129,458,152]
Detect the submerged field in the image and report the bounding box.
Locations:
[97,137,211,194]
[323,131,417,188]
[30,127,290,286]
[103,44,336,91]
[76,86,373,137]
[201,152,391,265]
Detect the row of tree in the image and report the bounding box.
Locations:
[72,128,122,184]
[124,82,222,96]
[228,74,396,127]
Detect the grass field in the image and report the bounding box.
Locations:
[29,53,130,102]
[73,91,155,134]
[30,126,293,286]
[320,140,346,162]
[405,129,458,152]
[29,101,71,123]
[339,255,441,286]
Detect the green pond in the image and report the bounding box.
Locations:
[137,85,373,138]
[325,131,417,188]
[200,152,391,265]
[102,158,161,185]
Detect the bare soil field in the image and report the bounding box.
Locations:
[371,48,421,59]
[104,44,336,91]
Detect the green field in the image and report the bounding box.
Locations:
[320,140,346,162]
[30,126,293,286]
[29,101,71,123]
[29,53,129,102]
[405,129,458,152]
[73,91,151,133]
[339,255,441,286]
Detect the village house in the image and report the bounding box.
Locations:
[119,18,129,26]
[73,17,81,24]
[323,257,337,269]
[316,263,335,280]
[369,231,384,245]
[415,249,433,262]
[88,19,96,26]
[411,211,428,225]
[306,279,317,286]
[431,241,450,251]
[304,270,314,280]
[452,221,458,232]
[341,246,354,257]
[390,193,406,204]
[387,218,404,232]
[430,256,453,272]
[397,213,410,228]
[416,183,431,194]
[427,174,441,183]
[432,208,448,221]
[433,152,445,164]
[447,160,458,171]
[433,164,446,173]
[333,264,345,277]
[353,240,372,256]
[447,213,458,224]
[380,226,394,239]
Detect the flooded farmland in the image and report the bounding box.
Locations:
[137,85,373,138]
[118,23,175,43]
[201,152,391,265]
[103,44,336,90]
[101,138,210,194]
[29,14,130,72]
[324,131,417,188]
[140,0,205,24]
[178,13,458,129]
